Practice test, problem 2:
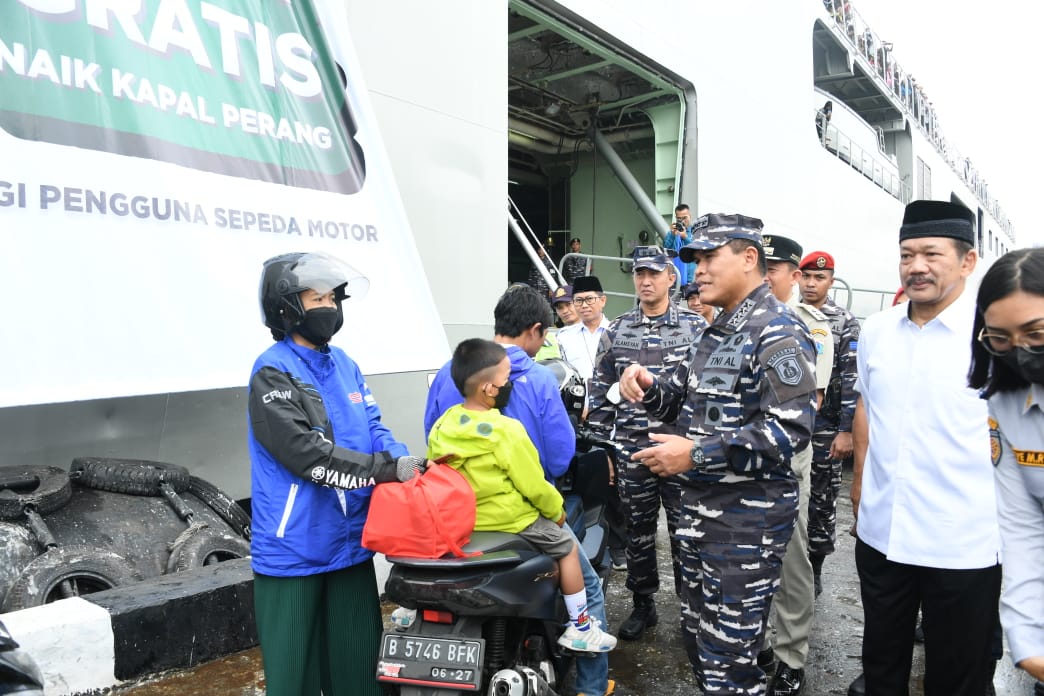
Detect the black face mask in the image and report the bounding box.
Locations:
[296,306,343,346]
[999,348,1044,386]
[492,380,513,410]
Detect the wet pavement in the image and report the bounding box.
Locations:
[111,467,1038,695]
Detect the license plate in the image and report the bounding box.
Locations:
[377,632,485,690]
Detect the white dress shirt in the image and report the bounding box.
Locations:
[856,292,1000,569]
[558,315,611,380]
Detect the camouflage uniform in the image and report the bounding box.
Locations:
[807,297,860,558]
[527,255,556,301]
[769,291,834,677]
[563,254,588,283]
[642,283,816,694]
[587,303,706,598]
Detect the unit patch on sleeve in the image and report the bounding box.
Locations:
[762,338,816,403]
[988,416,1002,468]
[811,327,830,355]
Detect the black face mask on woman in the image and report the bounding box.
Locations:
[1000,348,1044,386]
[491,380,513,410]
[296,306,343,346]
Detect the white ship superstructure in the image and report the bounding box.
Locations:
[0,0,1018,495]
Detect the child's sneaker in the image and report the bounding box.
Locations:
[557,623,617,652]
[390,606,417,629]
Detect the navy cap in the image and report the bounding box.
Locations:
[551,285,573,305]
[682,282,701,299]
[899,200,975,245]
[762,234,803,266]
[631,246,670,272]
[679,213,764,263]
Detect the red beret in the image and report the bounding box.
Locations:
[799,251,834,271]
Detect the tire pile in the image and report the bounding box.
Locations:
[0,459,251,611]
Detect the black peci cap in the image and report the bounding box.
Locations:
[899,200,975,245]
[572,275,603,294]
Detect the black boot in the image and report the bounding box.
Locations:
[847,673,865,696]
[808,553,825,598]
[768,662,805,696]
[757,647,777,675]
[619,594,658,640]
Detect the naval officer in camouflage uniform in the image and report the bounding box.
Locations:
[797,251,860,593]
[620,214,817,695]
[587,246,707,640]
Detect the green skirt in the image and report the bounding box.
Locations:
[254,560,383,696]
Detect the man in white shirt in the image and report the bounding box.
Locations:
[558,275,611,381]
[851,200,1001,696]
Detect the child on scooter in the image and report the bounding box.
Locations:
[425,338,617,653]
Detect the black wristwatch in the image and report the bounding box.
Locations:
[689,442,705,468]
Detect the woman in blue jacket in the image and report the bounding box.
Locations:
[249,252,427,696]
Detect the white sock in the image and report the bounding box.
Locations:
[563,590,590,630]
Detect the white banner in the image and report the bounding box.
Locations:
[0,0,448,408]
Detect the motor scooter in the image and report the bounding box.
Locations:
[377,359,611,696]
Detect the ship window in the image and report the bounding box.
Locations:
[916,157,931,199]
[988,230,993,251]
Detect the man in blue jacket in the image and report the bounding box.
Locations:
[249,252,428,696]
[425,286,575,479]
[664,203,696,284]
[424,284,614,696]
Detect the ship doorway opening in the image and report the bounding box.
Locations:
[507,0,696,316]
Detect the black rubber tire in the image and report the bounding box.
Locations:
[187,476,252,540]
[166,529,251,573]
[70,457,190,496]
[0,466,72,520]
[2,546,143,611]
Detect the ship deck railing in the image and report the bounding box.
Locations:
[822,0,1014,241]
[832,283,903,320]
[819,118,911,204]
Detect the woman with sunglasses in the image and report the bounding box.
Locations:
[968,247,1044,685]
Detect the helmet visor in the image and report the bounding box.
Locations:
[291,252,370,301]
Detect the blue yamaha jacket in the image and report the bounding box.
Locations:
[248,336,408,576]
[423,344,575,480]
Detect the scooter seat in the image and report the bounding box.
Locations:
[386,531,540,569]
[464,531,541,555]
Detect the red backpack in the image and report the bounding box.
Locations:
[363,464,477,559]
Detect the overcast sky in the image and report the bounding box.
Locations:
[854,0,1042,247]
